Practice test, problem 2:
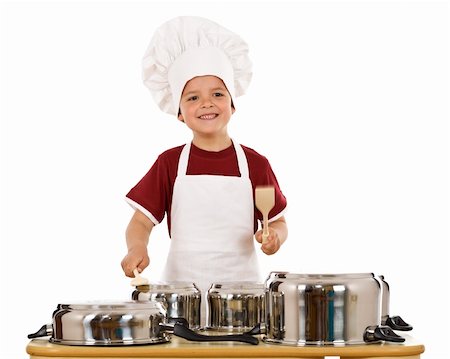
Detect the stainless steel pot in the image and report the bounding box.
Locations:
[263,272,405,345]
[132,282,201,330]
[207,282,264,332]
[378,275,413,331]
[28,301,258,345]
[28,301,170,345]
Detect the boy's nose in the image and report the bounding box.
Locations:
[201,101,213,108]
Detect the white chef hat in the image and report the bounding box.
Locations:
[142,16,252,116]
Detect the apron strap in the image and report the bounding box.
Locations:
[177,143,190,177]
[234,142,249,178]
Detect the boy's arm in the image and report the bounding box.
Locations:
[121,209,155,277]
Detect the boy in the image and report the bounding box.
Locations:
[121,16,288,323]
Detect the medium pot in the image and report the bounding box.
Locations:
[263,272,405,346]
[28,301,258,346]
[377,275,413,331]
[132,282,201,330]
[207,282,265,332]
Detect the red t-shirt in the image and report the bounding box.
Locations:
[126,142,287,235]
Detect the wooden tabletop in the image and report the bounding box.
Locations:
[27,335,425,358]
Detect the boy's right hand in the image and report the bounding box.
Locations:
[121,246,150,278]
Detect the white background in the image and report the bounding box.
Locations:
[1,1,448,358]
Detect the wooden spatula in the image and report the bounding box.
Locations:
[255,186,275,244]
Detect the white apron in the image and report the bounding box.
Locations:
[161,141,260,326]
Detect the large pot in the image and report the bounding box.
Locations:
[132,282,201,330]
[263,272,405,346]
[207,282,265,332]
[28,301,258,346]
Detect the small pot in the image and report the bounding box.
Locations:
[377,275,413,331]
[207,282,265,332]
[28,301,258,346]
[132,282,201,330]
[263,272,405,345]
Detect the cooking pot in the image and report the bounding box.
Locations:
[132,282,201,330]
[207,282,264,332]
[262,272,405,345]
[378,275,413,331]
[28,301,258,346]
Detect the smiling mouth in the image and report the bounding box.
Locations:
[199,114,218,120]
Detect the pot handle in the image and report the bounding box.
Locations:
[245,322,267,335]
[364,325,405,343]
[385,315,413,331]
[166,323,258,345]
[28,324,53,339]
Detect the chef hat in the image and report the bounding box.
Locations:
[142,16,252,115]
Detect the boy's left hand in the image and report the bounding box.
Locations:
[255,227,281,255]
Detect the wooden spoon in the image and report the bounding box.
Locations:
[131,268,149,287]
[255,186,275,244]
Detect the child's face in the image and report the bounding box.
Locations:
[178,75,235,138]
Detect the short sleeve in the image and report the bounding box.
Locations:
[125,155,170,225]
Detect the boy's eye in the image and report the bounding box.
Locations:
[213,92,224,97]
[187,96,198,101]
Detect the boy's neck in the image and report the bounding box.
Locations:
[192,135,232,152]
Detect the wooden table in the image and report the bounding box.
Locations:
[26,335,425,359]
